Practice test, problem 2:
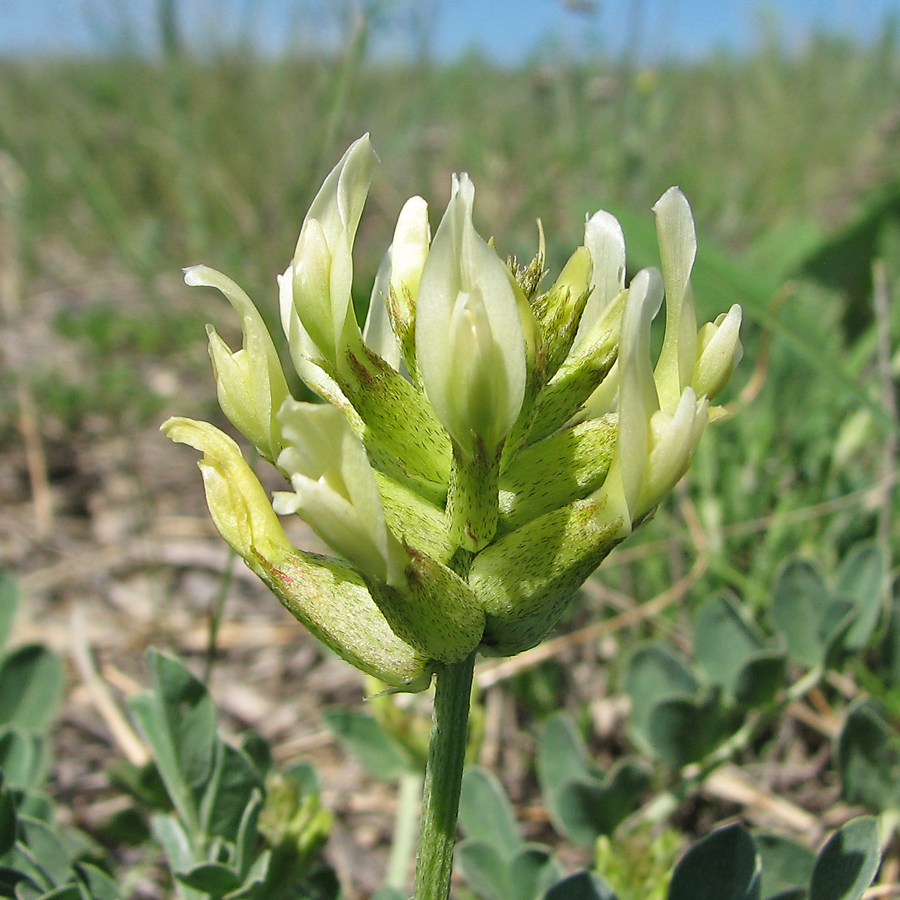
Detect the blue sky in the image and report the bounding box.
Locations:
[0,0,895,62]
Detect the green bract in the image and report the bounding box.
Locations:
[163,135,742,691]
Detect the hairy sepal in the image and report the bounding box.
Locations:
[471,498,624,655]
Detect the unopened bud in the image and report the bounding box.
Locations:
[186,265,290,464]
[416,173,527,458]
[694,304,743,401]
[273,400,409,588]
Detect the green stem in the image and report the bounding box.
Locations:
[413,652,476,900]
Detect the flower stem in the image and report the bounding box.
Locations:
[413,651,476,900]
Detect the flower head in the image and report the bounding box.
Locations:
[165,139,741,682]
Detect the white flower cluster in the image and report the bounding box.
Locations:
[164,136,741,689]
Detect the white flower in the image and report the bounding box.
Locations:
[389,194,431,304]
[574,209,626,349]
[273,401,408,587]
[286,135,376,371]
[415,173,526,457]
[162,417,295,564]
[363,195,431,372]
[694,304,743,400]
[652,186,744,407]
[596,266,711,530]
[653,187,699,413]
[186,265,289,464]
[603,267,664,530]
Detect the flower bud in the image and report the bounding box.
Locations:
[574,209,626,349]
[416,173,527,458]
[186,265,290,464]
[390,195,431,306]
[528,288,625,443]
[364,195,431,376]
[286,136,376,372]
[273,400,409,588]
[693,303,743,400]
[531,245,593,379]
[363,250,399,370]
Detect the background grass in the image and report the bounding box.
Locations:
[3,0,900,713]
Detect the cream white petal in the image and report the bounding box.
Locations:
[416,173,526,455]
[163,417,295,562]
[390,195,430,302]
[653,187,699,412]
[594,268,663,532]
[278,267,354,413]
[638,388,708,515]
[576,209,625,347]
[363,249,401,370]
[278,401,379,521]
[275,401,406,586]
[272,476,395,586]
[616,267,664,521]
[288,136,376,370]
[302,134,377,253]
